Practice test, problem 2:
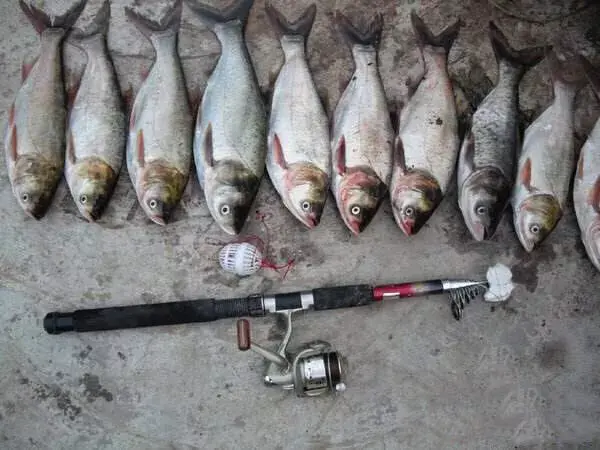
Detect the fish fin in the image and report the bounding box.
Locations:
[579,54,600,102]
[21,56,37,83]
[66,75,81,110]
[405,72,423,97]
[335,11,383,49]
[488,22,550,74]
[576,152,584,180]
[589,176,600,213]
[272,133,287,170]
[136,129,145,168]
[265,3,316,39]
[19,0,87,34]
[185,0,254,29]
[410,10,462,54]
[67,131,76,165]
[122,84,134,116]
[8,103,15,128]
[547,50,588,92]
[394,136,407,174]
[124,0,182,41]
[459,130,475,178]
[520,158,533,191]
[334,136,346,175]
[8,124,18,162]
[203,123,214,168]
[70,0,110,43]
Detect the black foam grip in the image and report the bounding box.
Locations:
[312,285,373,310]
[43,296,265,334]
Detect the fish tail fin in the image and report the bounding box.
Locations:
[71,0,110,41]
[265,3,316,39]
[19,0,87,34]
[580,55,600,102]
[335,11,383,49]
[410,10,461,54]
[548,49,588,94]
[184,0,254,29]
[489,21,550,78]
[125,0,182,41]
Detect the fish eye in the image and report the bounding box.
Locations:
[21,193,29,202]
[149,199,158,209]
[476,206,487,216]
[530,224,541,235]
[404,206,414,217]
[351,205,361,216]
[301,201,311,212]
[79,194,88,204]
[220,205,230,215]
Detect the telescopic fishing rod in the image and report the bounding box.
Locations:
[43,264,513,397]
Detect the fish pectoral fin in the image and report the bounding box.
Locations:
[405,67,424,98]
[7,123,18,162]
[66,131,76,165]
[136,129,145,168]
[66,72,82,111]
[203,123,215,168]
[272,133,287,170]
[520,158,533,191]
[458,130,475,181]
[122,84,135,117]
[334,135,347,175]
[576,153,585,180]
[393,136,407,174]
[589,176,600,214]
[21,56,38,83]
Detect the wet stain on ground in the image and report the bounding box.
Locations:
[77,345,93,361]
[512,243,557,292]
[28,381,81,421]
[537,340,567,370]
[79,374,113,403]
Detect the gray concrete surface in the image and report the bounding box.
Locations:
[1,0,600,448]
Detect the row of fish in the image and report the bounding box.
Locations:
[4,1,600,271]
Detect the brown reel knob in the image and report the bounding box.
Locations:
[237,319,251,351]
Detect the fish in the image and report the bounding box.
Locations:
[390,11,462,236]
[265,3,331,229]
[573,56,600,271]
[125,0,193,226]
[330,11,393,235]
[185,0,267,235]
[457,22,549,241]
[511,51,586,252]
[65,0,125,222]
[4,0,87,219]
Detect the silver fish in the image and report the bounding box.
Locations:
[125,0,193,226]
[458,22,549,241]
[331,11,393,235]
[511,51,586,252]
[390,11,461,236]
[574,56,600,271]
[185,0,266,235]
[4,0,86,219]
[65,0,125,222]
[265,3,331,229]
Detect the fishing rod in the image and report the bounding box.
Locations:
[43,264,513,397]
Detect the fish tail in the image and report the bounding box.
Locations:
[488,22,550,79]
[410,10,461,54]
[265,3,317,39]
[547,50,588,94]
[124,0,182,41]
[185,0,254,29]
[335,11,383,49]
[71,0,110,41]
[580,55,600,102]
[19,0,87,34]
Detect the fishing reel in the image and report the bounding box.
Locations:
[236,310,346,397]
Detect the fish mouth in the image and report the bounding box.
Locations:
[25,209,44,220]
[399,219,415,236]
[150,215,167,226]
[469,222,486,241]
[304,212,319,229]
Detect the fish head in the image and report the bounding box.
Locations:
[337,170,386,235]
[12,155,60,219]
[209,161,261,235]
[459,168,511,241]
[285,163,329,228]
[392,171,442,236]
[514,193,562,252]
[140,162,187,226]
[71,158,118,222]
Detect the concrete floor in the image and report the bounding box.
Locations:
[1,0,600,448]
